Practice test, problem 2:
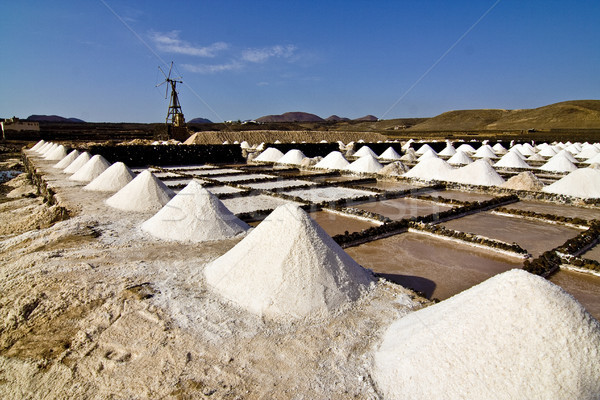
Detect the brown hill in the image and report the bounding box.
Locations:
[326,115,351,122]
[256,112,324,123]
[354,115,378,122]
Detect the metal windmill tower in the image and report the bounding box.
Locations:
[157,62,185,127]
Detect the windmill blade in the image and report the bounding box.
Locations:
[167,61,173,79]
[158,65,168,80]
[155,80,167,88]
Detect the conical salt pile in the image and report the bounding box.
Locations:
[354,145,378,158]
[399,149,417,162]
[106,170,175,212]
[500,171,545,191]
[69,155,111,182]
[542,168,600,198]
[576,146,600,160]
[204,204,373,320]
[141,180,249,242]
[377,161,409,176]
[84,162,135,192]
[584,152,600,165]
[404,157,454,181]
[417,148,438,161]
[447,150,473,166]
[437,144,456,157]
[415,144,435,155]
[344,154,383,173]
[539,153,578,173]
[44,144,68,161]
[473,144,498,159]
[254,147,284,163]
[492,143,507,154]
[378,147,402,160]
[54,150,80,169]
[527,153,545,162]
[36,142,53,154]
[373,269,600,399]
[450,159,505,186]
[276,149,306,165]
[455,143,476,154]
[314,151,349,170]
[555,149,578,163]
[63,152,92,174]
[30,140,45,152]
[41,143,58,157]
[538,146,557,157]
[493,151,530,169]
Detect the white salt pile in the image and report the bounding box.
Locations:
[492,143,507,154]
[54,150,80,169]
[30,140,45,152]
[542,168,600,198]
[555,149,578,163]
[141,180,249,242]
[507,147,526,160]
[584,153,600,165]
[354,145,378,158]
[84,162,135,192]
[403,157,454,181]
[41,143,58,157]
[106,170,175,212]
[239,141,250,149]
[276,149,306,165]
[493,151,531,169]
[527,153,545,162]
[378,147,402,160]
[69,155,111,182]
[500,171,545,191]
[450,159,505,186]
[473,144,498,159]
[415,143,435,155]
[416,148,438,161]
[538,146,557,158]
[44,144,68,161]
[63,152,92,174]
[447,150,473,166]
[203,204,373,320]
[344,154,383,173]
[513,143,535,156]
[399,149,417,162]
[254,147,284,163]
[577,146,600,160]
[455,143,476,154]
[539,153,578,173]
[437,144,456,157]
[36,142,53,154]
[377,161,409,176]
[373,269,600,399]
[314,151,349,170]
[401,138,414,151]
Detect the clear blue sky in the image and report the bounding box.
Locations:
[1,1,598,123]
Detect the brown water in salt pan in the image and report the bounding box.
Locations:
[425,189,496,202]
[550,270,600,319]
[354,198,453,220]
[503,200,600,220]
[308,211,379,236]
[581,244,600,263]
[358,181,423,191]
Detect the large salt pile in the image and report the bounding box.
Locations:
[69,155,111,182]
[437,143,456,157]
[106,170,175,212]
[493,151,530,169]
[314,151,349,170]
[44,144,68,161]
[41,143,58,157]
[30,140,45,152]
[377,161,409,176]
[500,171,545,191]
[276,149,306,165]
[539,153,578,173]
[584,152,600,165]
[378,147,402,160]
[450,159,505,186]
[63,152,92,174]
[555,149,578,163]
[254,147,284,163]
[577,146,600,160]
[447,150,473,166]
[204,204,373,320]
[538,146,558,158]
[473,144,498,159]
[54,149,80,169]
[84,162,135,192]
[354,145,378,158]
[373,269,600,399]
[415,143,434,155]
[416,148,438,161]
[403,157,454,181]
[141,180,249,242]
[344,154,383,173]
[542,168,600,198]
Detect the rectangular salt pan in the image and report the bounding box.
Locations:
[245,179,317,190]
[283,187,377,202]
[212,174,276,182]
[160,165,217,170]
[185,168,242,176]
[222,194,303,214]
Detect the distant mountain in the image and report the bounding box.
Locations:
[188,117,213,124]
[353,115,378,122]
[256,112,325,123]
[325,115,351,122]
[27,115,85,123]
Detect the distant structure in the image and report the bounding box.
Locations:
[0,117,40,140]
[156,62,189,141]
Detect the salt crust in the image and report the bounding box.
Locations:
[254,147,284,163]
[539,153,578,173]
[141,180,249,242]
[542,168,600,199]
[105,170,174,212]
[500,171,545,191]
[54,150,80,169]
[63,152,92,174]
[447,150,473,165]
[345,154,384,173]
[277,149,306,165]
[373,269,600,399]
[493,151,531,169]
[68,155,111,182]
[354,145,378,158]
[44,145,68,161]
[84,162,135,192]
[314,151,350,169]
[204,204,373,320]
[378,147,402,160]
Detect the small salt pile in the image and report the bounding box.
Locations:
[399,149,417,162]
[203,204,373,320]
[555,149,578,163]
[401,138,414,151]
[584,153,600,165]
[378,147,402,160]
[141,180,249,242]
[36,142,53,154]
[542,168,600,198]
[565,143,582,154]
[403,157,454,181]
[455,143,476,154]
[314,151,349,170]
[373,269,600,399]
[44,144,68,161]
[254,147,284,163]
[576,146,600,160]
[239,141,251,149]
[450,159,505,186]
[417,148,439,162]
[354,145,378,158]
[526,153,545,162]
[507,147,526,160]
[276,149,306,165]
[492,143,507,154]
[30,140,45,152]
[377,161,409,176]
[63,152,92,174]
[69,155,111,182]
[415,143,435,155]
[473,144,498,159]
[538,153,578,173]
[84,162,135,192]
[437,143,456,157]
[344,154,383,173]
[41,143,58,157]
[54,150,80,169]
[447,150,473,166]
[105,170,175,212]
[493,151,530,169]
[538,146,557,157]
[500,171,545,191]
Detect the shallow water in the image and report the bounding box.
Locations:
[354,198,452,220]
[442,211,582,257]
[308,211,379,236]
[426,189,496,202]
[0,170,22,184]
[358,181,422,192]
[503,200,600,221]
[581,244,600,262]
[550,270,600,320]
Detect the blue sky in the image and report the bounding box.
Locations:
[1,1,598,122]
